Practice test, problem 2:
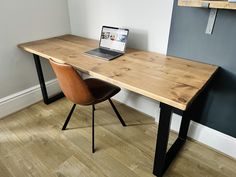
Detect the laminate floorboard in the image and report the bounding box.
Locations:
[0,98,235,177]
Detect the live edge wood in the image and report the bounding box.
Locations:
[178,0,236,10]
[18,35,218,111]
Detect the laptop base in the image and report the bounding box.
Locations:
[85,48,123,60]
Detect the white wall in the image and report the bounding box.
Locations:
[0,0,70,99]
[68,0,174,54]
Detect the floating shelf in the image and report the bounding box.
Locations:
[178,0,236,10]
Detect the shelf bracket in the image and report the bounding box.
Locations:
[205,8,218,35]
[201,2,210,8]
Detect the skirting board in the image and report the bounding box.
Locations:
[0,79,61,119]
[0,82,235,159]
[171,114,236,159]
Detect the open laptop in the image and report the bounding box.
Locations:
[85,26,129,60]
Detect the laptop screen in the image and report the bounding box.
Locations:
[99,26,129,53]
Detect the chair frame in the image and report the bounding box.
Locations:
[62,98,126,153]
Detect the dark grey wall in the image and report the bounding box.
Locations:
[168,0,236,138]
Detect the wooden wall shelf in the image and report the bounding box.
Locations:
[178,0,236,10]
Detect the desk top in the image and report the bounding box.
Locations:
[18,35,218,110]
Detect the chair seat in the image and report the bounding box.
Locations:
[84,78,120,105]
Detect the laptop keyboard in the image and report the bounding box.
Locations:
[85,48,122,60]
[98,48,120,56]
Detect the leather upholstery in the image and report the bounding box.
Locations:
[49,59,120,105]
[50,59,94,105]
[85,78,120,105]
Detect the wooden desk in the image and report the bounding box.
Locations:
[18,35,218,177]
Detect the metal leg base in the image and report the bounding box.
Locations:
[92,105,95,153]
[33,54,64,105]
[153,103,190,177]
[62,104,76,130]
[108,99,126,126]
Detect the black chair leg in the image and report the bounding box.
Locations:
[108,99,126,127]
[62,104,76,130]
[92,105,95,153]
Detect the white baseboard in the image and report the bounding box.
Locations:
[0,79,61,119]
[171,114,236,159]
[0,83,235,159]
[114,89,236,159]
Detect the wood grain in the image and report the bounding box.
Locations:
[0,99,235,177]
[18,35,218,110]
[178,0,236,10]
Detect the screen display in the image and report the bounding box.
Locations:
[100,26,129,53]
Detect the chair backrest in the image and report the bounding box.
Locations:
[49,59,94,105]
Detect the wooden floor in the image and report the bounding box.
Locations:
[0,98,235,177]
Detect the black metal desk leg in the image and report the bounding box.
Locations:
[153,103,173,177]
[178,110,191,141]
[33,54,64,105]
[153,102,191,177]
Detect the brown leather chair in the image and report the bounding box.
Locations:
[49,59,126,153]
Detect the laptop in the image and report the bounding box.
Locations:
[85,26,129,60]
